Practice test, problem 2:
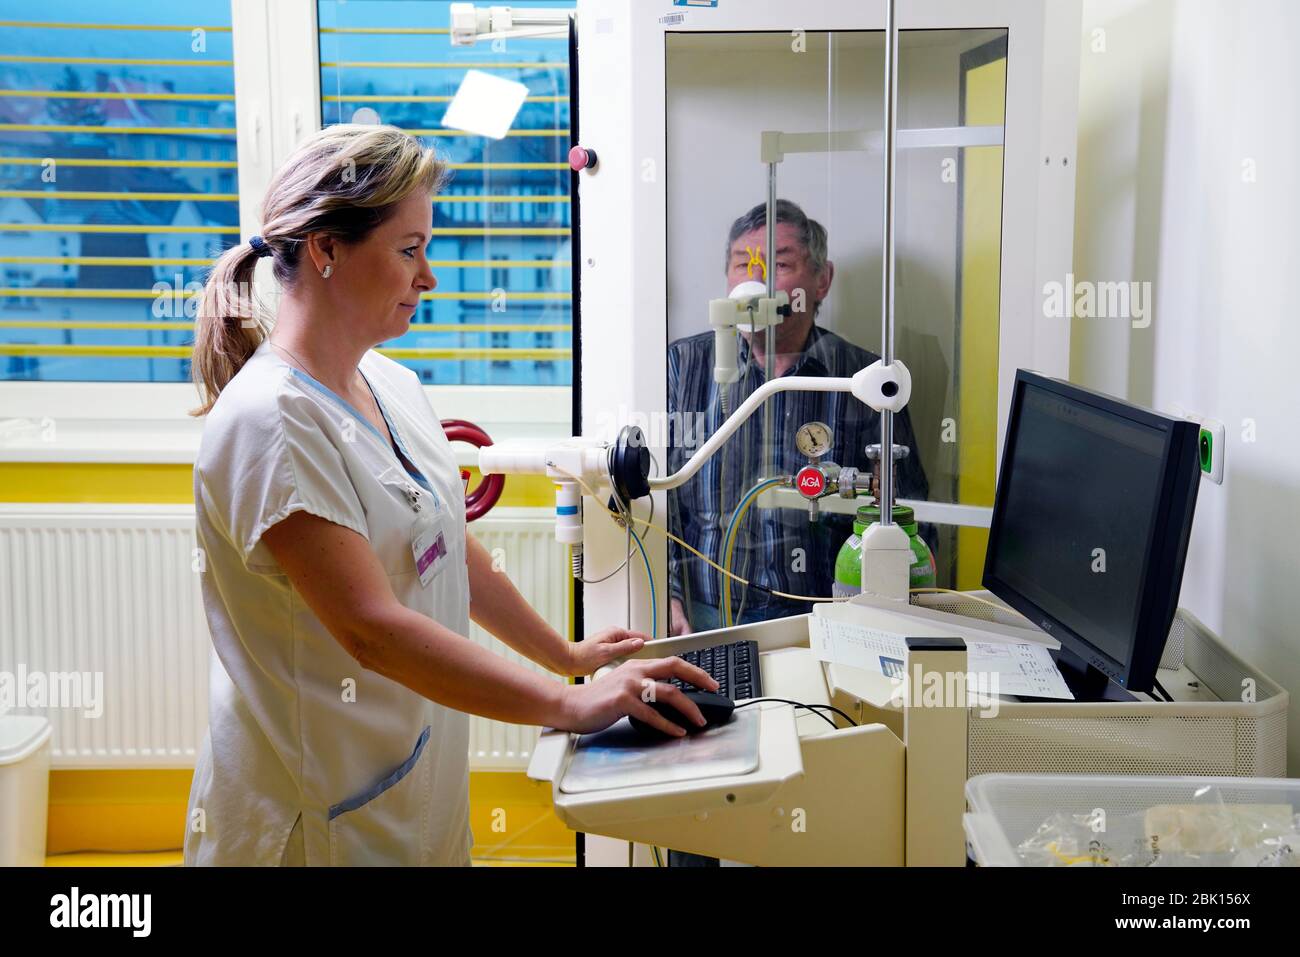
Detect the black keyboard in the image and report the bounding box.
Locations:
[671,640,764,701]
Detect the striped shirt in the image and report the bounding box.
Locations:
[666,324,930,619]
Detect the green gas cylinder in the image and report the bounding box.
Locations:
[832,504,936,597]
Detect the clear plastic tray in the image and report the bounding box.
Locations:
[965,773,1300,867]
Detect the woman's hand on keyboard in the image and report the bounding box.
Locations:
[562,627,648,677]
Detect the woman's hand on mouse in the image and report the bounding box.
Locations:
[560,627,648,677]
[555,657,720,736]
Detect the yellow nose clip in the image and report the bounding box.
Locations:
[745,245,767,282]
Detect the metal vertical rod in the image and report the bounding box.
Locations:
[763,162,777,473]
[878,0,899,527]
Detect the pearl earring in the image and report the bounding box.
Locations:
[321,265,333,279]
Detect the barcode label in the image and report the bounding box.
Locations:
[659,14,687,25]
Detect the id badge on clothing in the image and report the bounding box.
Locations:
[412,516,451,588]
[409,485,452,588]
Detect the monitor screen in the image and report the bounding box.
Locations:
[983,372,1198,690]
[982,384,1170,660]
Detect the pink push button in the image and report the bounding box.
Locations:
[568,145,598,171]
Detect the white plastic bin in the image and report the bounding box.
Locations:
[965,773,1300,867]
[0,716,52,867]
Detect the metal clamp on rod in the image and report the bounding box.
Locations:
[449,4,572,44]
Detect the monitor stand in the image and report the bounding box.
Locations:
[1046,648,1138,703]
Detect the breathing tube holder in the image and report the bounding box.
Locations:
[609,425,652,505]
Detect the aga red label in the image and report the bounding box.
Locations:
[795,467,825,498]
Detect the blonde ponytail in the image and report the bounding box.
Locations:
[189,242,270,416]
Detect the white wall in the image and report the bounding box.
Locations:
[1073,0,1300,772]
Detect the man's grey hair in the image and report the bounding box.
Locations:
[725,199,829,275]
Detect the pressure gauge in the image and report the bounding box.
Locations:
[795,421,834,459]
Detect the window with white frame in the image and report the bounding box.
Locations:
[317,0,574,388]
[0,5,239,383]
[0,0,572,452]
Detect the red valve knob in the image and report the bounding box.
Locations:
[795,466,826,499]
[441,419,505,522]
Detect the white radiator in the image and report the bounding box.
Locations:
[0,505,566,771]
[464,511,570,769]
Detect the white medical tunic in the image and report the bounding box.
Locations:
[185,339,473,866]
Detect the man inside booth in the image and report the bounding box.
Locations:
[666,199,931,636]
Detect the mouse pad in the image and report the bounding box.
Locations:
[559,708,761,795]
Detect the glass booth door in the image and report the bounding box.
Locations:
[662,28,1009,634]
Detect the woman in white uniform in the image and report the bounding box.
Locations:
[184,125,714,866]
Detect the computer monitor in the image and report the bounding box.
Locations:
[983,370,1201,700]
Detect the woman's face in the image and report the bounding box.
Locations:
[326,190,437,344]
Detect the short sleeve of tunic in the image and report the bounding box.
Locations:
[196,369,369,575]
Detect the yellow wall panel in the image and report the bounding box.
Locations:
[956,55,1007,590]
[46,769,572,862]
[0,463,194,504]
[0,463,554,508]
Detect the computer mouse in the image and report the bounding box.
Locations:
[627,691,736,740]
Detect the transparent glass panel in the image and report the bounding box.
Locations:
[896,29,1008,588]
[664,28,1007,632]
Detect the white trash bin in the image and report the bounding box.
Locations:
[0,716,52,867]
